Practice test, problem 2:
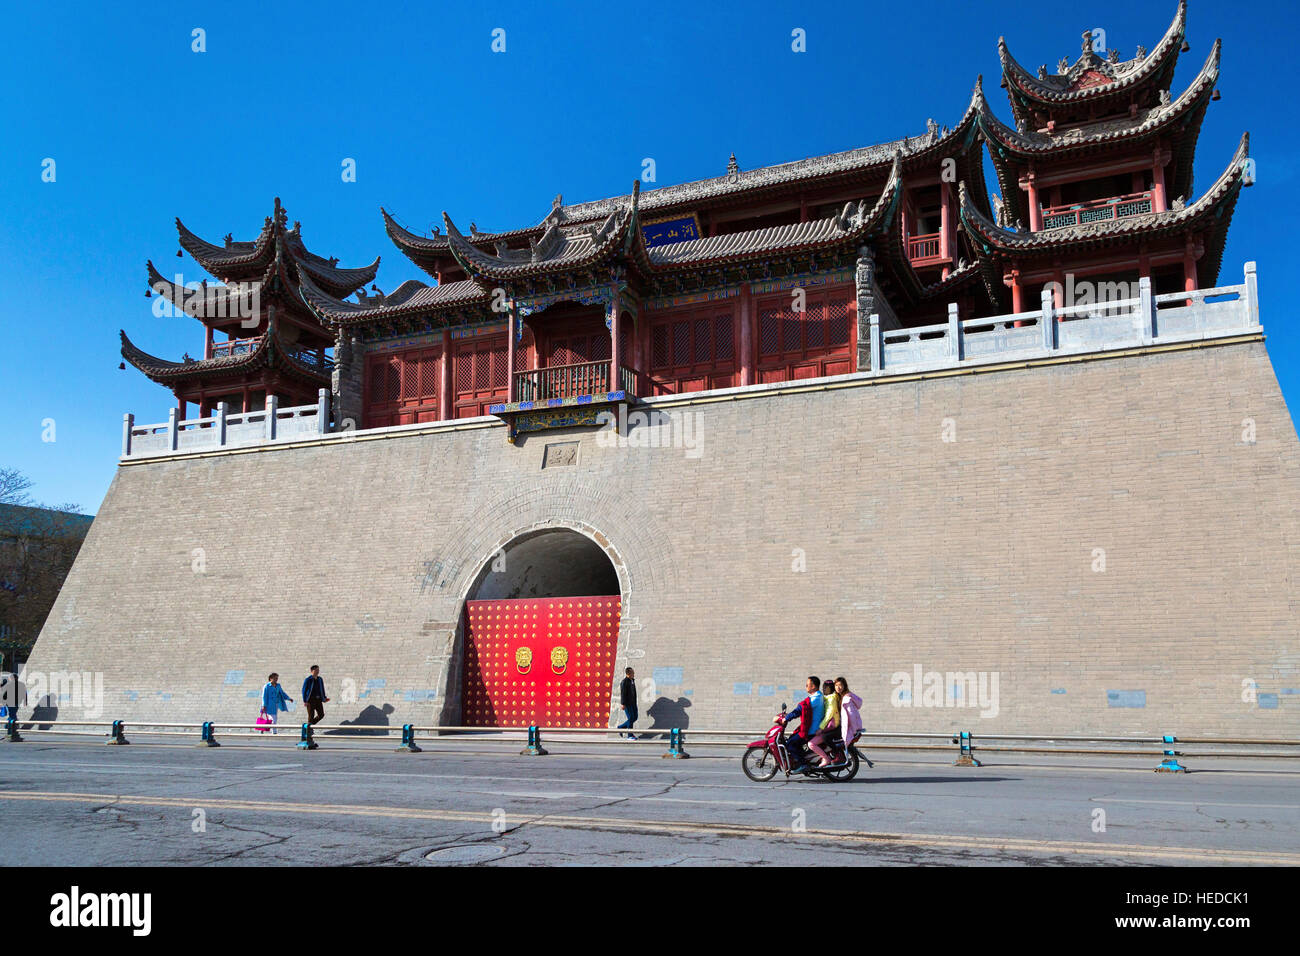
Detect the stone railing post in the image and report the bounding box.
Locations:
[869,313,881,373]
[122,414,134,457]
[216,402,228,447]
[265,395,279,441]
[316,388,330,434]
[947,302,961,363]
[1243,260,1259,327]
[167,408,179,452]
[1040,289,1056,351]
[1139,275,1154,342]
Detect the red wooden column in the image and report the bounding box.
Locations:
[739,283,754,386]
[1183,235,1199,297]
[1152,148,1168,212]
[609,290,622,393]
[939,181,951,260]
[506,304,518,403]
[440,328,452,419]
[1023,169,1043,232]
[632,309,645,390]
[204,326,214,360]
[1006,268,1024,325]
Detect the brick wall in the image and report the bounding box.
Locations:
[23,339,1300,737]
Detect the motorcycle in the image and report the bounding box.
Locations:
[741,704,872,782]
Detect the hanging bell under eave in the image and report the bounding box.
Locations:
[1180,40,1190,52]
[176,250,183,257]
[144,289,151,297]
[1211,89,1221,101]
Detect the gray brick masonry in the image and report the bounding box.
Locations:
[23,339,1300,737]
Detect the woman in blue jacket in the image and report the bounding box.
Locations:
[261,673,293,734]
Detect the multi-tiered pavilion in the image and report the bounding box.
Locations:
[124,1,1248,440]
[122,198,378,418]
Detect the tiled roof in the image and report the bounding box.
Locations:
[444,184,641,283]
[560,89,982,224]
[961,132,1249,271]
[982,40,1218,156]
[641,154,903,270]
[146,259,262,320]
[382,86,985,270]
[120,328,270,379]
[119,317,330,386]
[998,1,1186,124]
[172,198,378,297]
[297,270,488,325]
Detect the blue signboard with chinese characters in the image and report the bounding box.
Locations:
[641,216,700,248]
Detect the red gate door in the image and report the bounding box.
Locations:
[463,595,621,728]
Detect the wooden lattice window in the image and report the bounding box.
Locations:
[646,305,737,395]
[754,285,855,384]
[453,332,509,417]
[365,346,440,428]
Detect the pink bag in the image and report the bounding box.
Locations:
[256,708,273,733]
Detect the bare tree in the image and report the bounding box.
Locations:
[0,468,35,507]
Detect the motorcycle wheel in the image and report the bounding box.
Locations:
[742,745,778,782]
[825,749,860,781]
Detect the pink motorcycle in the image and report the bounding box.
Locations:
[741,704,869,782]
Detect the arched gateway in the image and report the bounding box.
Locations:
[459,528,623,728]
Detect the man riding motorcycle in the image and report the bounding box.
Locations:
[780,676,824,772]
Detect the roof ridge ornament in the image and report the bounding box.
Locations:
[725,152,741,185]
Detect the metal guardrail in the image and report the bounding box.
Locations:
[4,716,1296,773]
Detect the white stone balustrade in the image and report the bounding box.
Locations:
[123,389,330,459]
[870,261,1261,377]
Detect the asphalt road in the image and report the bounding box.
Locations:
[2,734,1298,866]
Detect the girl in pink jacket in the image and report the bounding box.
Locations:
[835,677,862,746]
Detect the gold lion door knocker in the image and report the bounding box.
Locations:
[550,646,568,675]
[515,646,533,674]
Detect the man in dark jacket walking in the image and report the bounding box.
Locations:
[617,667,638,741]
[302,665,329,726]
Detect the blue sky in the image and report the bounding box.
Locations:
[1,0,1294,513]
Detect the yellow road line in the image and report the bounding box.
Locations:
[1,790,1295,865]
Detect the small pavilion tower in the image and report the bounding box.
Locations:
[964,1,1250,310]
[122,198,379,417]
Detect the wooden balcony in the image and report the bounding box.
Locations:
[513,361,639,403]
[907,232,942,262]
[210,335,262,358]
[1040,191,1154,231]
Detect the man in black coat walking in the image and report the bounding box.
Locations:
[302,665,329,726]
[617,667,638,741]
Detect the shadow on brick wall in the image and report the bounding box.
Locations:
[641,696,691,738]
[325,702,395,736]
